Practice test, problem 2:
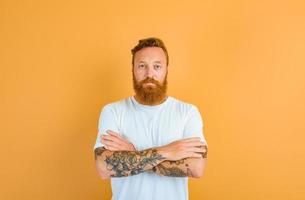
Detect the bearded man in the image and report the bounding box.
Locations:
[93,37,208,200]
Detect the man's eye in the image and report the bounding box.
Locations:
[138,64,145,68]
[154,65,161,69]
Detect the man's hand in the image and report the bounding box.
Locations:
[101,130,136,151]
[157,137,207,161]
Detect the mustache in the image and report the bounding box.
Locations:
[140,78,161,85]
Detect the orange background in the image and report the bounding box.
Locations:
[1,0,305,199]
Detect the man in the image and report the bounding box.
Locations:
[93,37,208,200]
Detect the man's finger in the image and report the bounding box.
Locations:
[107,131,126,141]
[104,144,121,151]
[189,152,203,158]
[106,130,121,137]
[184,141,206,147]
[102,135,125,146]
[187,147,207,153]
[107,130,131,144]
[102,138,122,149]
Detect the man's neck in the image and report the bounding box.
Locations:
[134,95,168,106]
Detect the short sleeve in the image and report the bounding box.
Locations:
[93,105,119,151]
[183,105,208,146]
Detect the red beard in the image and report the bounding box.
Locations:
[132,74,168,105]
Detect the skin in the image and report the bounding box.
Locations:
[95,146,166,177]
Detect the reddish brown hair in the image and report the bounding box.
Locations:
[131,37,169,66]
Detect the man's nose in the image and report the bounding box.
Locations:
[146,66,155,78]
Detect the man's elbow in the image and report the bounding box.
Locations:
[95,160,111,180]
[94,147,111,180]
[191,158,207,178]
[192,169,204,178]
[97,170,110,180]
[192,168,204,178]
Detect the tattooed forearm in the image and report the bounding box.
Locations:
[153,158,191,177]
[153,145,208,177]
[95,147,166,177]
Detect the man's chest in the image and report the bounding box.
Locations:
[118,109,185,150]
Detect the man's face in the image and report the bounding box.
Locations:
[132,47,168,105]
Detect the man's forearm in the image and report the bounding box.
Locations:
[152,157,205,177]
[152,145,208,177]
[95,147,166,178]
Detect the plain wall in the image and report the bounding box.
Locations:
[1,0,305,199]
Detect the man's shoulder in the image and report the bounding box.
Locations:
[102,96,131,108]
[169,96,198,111]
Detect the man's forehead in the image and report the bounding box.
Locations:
[134,47,166,62]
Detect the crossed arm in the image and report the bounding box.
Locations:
[94,130,208,179]
[152,156,207,177]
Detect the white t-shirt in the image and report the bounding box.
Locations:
[93,96,207,200]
